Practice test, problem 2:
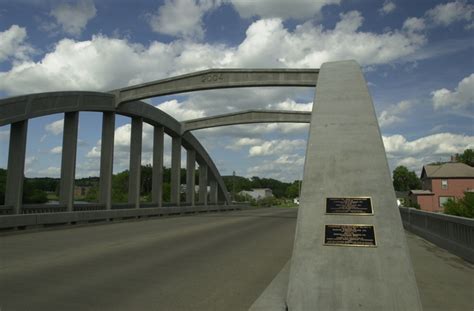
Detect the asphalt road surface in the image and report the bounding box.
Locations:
[1,207,472,311]
[0,208,297,311]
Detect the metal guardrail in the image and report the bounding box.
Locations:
[0,204,250,230]
[399,207,474,263]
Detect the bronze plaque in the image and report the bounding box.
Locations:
[326,197,373,215]
[324,224,376,247]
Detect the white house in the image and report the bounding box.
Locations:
[239,188,274,200]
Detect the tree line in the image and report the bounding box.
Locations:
[1,148,471,216]
[0,166,302,205]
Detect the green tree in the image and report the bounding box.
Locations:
[141,164,153,195]
[457,149,474,167]
[443,192,474,218]
[84,185,99,202]
[22,179,48,204]
[392,166,421,191]
[285,180,301,198]
[112,170,129,203]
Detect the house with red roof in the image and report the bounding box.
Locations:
[409,162,474,212]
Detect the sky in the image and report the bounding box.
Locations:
[0,0,473,183]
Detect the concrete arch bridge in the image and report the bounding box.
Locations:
[1,61,472,311]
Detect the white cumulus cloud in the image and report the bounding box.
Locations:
[431,73,474,110]
[266,98,313,111]
[229,0,340,19]
[148,0,220,39]
[50,146,62,154]
[383,132,474,173]
[50,0,97,36]
[247,153,305,181]
[226,137,264,150]
[156,99,206,121]
[426,0,474,27]
[249,139,306,157]
[379,1,396,15]
[0,25,35,62]
[378,100,413,127]
[0,11,428,96]
[45,119,64,135]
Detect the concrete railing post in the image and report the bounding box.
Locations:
[99,112,115,210]
[186,149,196,206]
[198,163,208,205]
[171,136,182,206]
[59,112,79,211]
[152,126,164,207]
[128,117,142,209]
[5,120,28,214]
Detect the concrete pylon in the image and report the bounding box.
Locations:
[99,112,115,210]
[186,149,196,205]
[209,178,218,205]
[171,136,182,206]
[286,60,422,310]
[128,117,142,208]
[152,126,164,206]
[198,164,208,205]
[5,120,28,214]
[59,112,79,211]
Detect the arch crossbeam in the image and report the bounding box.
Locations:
[181,110,311,133]
[110,68,319,105]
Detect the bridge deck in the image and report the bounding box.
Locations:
[0,208,472,311]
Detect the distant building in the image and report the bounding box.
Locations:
[74,186,91,197]
[410,162,474,212]
[239,188,273,200]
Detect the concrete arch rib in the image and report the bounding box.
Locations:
[110,68,319,105]
[0,91,230,204]
[181,110,311,133]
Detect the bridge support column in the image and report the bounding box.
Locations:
[198,163,208,205]
[5,120,28,214]
[99,112,115,210]
[152,126,164,207]
[171,136,181,206]
[209,177,218,205]
[59,112,79,211]
[128,117,142,209]
[186,149,196,206]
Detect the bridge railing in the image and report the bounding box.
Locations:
[0,204,250,230]
[0,201,228,215]
[399,207,474,263]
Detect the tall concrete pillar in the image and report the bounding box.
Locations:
[286,60,422,310]
[5,120,28,214]
[152,126,164,206]
[170,136,181,206]
[59,112,79,211]
[99,112,115,210]
[198,164,208,205]
[186,149,196,205]
[209,178,218,205]
[128,117,142,209]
